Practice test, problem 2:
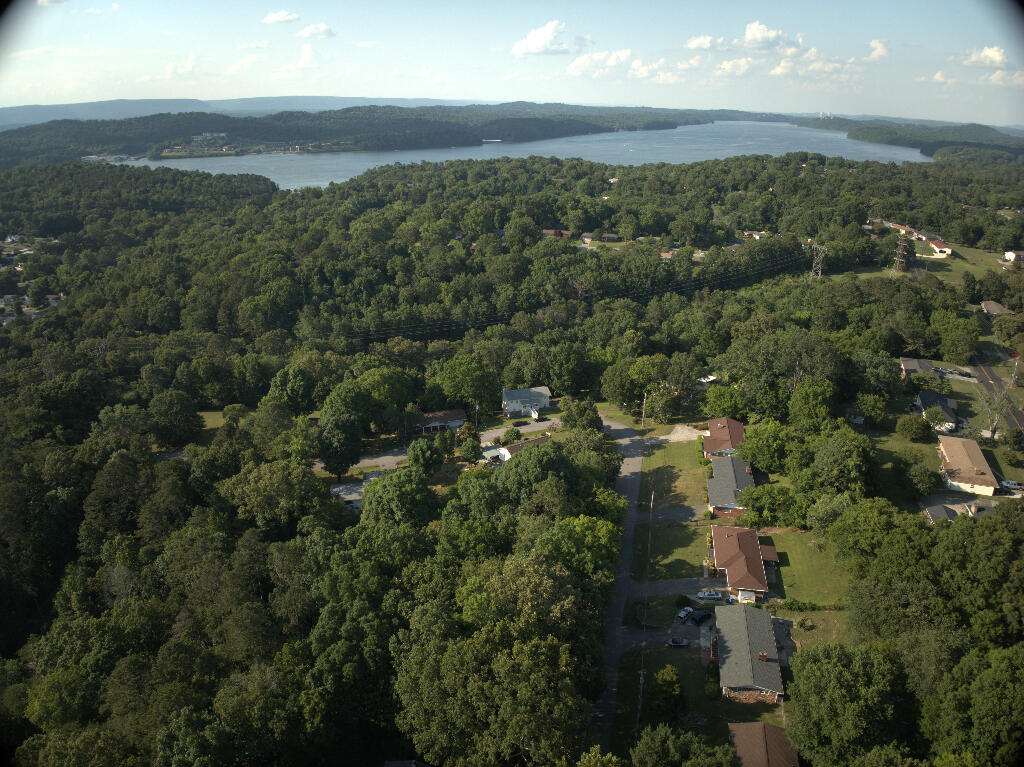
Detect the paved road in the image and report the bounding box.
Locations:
[973,362,1024,434]
[592,416,646,750]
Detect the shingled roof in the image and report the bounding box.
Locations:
[707,457,756,509]
[711,526,769,593]
[728,722,799,767]
[704,417,745,455]
[716,605,784,696]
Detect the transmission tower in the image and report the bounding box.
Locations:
[809,244,825,279]
[892,235,912,273]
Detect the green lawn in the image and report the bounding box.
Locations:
[198,410,225,429]
[624,594,692,628]
[594,400,678,438]
[761,530,850,605]
[639,439,708,512]
[869,428,941,508]
[772,608,853,649]
[913,243,1005,284]
[631,522,707,580]
[478,401,565,432]
[612,648,782,755]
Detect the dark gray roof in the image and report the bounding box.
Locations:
[716,605,784,695]
[707,457,756,509]
[900,358,934,376]
[918,390,957,422]
[923,504,958,524]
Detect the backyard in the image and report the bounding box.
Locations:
[612,647,783,755]
[761,530,850,605]
[638,438,708,512]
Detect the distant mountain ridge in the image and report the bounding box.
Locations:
[0,96,486,130]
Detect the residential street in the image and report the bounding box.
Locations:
[972,362,1024,434]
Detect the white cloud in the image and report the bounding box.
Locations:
[263,10,299,24]
[719,57,752,76]
[744,20,783,48]
[866,39,888,61]
[111,2,119,9]
[227,53,266,75]
[511,20,569,58]
[932,70,951,84]
[84,7,102,14]
[628,57,666,79]
[238,41,269,49]
[686,35,712,50]
[770,58,793,76]
[36,0,67,5]
[653,71,683,85]
[676,55,702,70]
[296,23,334,38]
[355,40,378,48]
[965,45,1008,67]
[566,48,630,77]
[164,52,196,79]
[987,69,1024,87]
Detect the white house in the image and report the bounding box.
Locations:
[501,386,551,417]
[1004,250,1024,262]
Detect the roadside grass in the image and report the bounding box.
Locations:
[594,400,678,438]
[639,439,708,511]
[762,530,850,605]
[624,594,690,628]
[612,648,782,755]
[631,522,706,580]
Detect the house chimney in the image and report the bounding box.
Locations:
[757,652,768,662]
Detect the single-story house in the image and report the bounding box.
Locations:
[709,525,778,602]
[899,357,935,380]
[541,229,572,238]
[707,457,756,516]
[600,233,620,242]
[703,416,745,458]
[937,435,999,496]
[728,722,800,767]
[501,386,551,417]
[715,605,784,703]
[498,434,551,461]
[414,408,467,434]
[917,390,958,432]
[927,238,952,255]
[1003,250,1024,262]
[580,232,594,245]
[981,300,1012,316]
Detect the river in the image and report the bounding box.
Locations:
[123,120,929,189]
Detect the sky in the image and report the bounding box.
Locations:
[0,0,1023,125]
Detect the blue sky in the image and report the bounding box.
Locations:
[1,0,1023,124]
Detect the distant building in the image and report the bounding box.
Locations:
[498,434,551,461]
[501,386,551,417]
[937,435,999,496]
[414,408,467,434]
[1004,250,1024,262]
[981,300,1012,316]
[540,229,572,238]
[899,357,935,381]
[926,238,952,255]
[917,390,958,432]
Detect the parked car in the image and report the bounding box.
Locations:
[697,590,722,601]
[690,610,714,625]
[512,420,528,427]
[667,637,690,647]
[1001,480,1024,491]
[676,607,694,620]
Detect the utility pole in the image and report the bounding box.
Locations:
[893,235,912,273]
[640,390,648,430]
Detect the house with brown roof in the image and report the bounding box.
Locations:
[937,435,999,496]
[728,723,800,767]
[927,238,952,255]
[709,526,778,602]
[498,433,551,461]
[703,417,745,458]
[414,409,467,434]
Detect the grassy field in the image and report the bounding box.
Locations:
[624,594,691,628]
[762,530,850,605]
[612,648,783,754]
[639,439,708,512]
[909,243,1004,284]
[198,410,225,429]
[773,608,853,648]
[631,522,707,580]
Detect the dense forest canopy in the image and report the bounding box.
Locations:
[0,153,1023,765]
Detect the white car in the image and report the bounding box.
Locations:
[676,607,694,620]
[697,590,722,601]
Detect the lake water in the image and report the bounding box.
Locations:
[123,120,929,189]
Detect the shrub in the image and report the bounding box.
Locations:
[896,414,933,442]
[500,427,522,445]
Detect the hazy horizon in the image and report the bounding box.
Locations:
[1,0,1023,125]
